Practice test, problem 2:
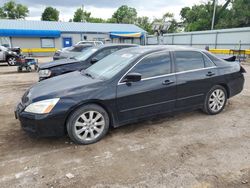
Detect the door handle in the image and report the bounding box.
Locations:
[162,80,175,85]
[206,71,215,77]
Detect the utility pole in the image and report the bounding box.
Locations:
[211,0,217,30]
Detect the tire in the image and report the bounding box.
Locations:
[67,104,110,145]
[26,66,32,72]
[7,56,17,66]
[17,66,22,72]
[34,65,38,71]
[203,85,227,115]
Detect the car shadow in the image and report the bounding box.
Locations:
[2,110,205,152]
[0,63,9,66]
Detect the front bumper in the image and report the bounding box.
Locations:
[15,103,66,137]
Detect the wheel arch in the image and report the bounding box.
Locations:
[218,83,230,98]
[6,54,16,59]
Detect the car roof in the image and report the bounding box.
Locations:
[95,43,139,49]
[73,44,93,47]
[115,45,206,55]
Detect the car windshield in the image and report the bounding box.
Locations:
[83,51,140,80]
[69,46,92,52]
[74,47,98,61]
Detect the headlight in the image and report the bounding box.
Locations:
[24,98,60,114]
[39,69,52,78]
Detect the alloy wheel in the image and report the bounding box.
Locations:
[208,89,226,113]
[8,57,16,65]
[74,110,105,141]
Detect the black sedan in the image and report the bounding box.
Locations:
[15,46,245,145]
[38,44,138,81]
[53,44,93,60]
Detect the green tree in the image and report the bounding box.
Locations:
[136,16,153,34]
[73,8,91,22]
[112,5,137,24]
[88,17,106,23]
[1,0,29,19]
[41,7,59,21]
[180,0,232,31]
[106,17,117,23]
[230,0,250,27]
[0,7,5,18]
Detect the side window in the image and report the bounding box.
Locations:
[175,51,205,72]
[94,48,119,61]
[129,52,171,79]
[203,54,215,67]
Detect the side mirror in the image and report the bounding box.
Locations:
[123,72,142,83]
[91,57,99,64]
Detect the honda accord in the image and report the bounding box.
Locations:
[15,46,245,144]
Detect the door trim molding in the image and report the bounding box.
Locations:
[118,66,216,85]
[120,99,175,113]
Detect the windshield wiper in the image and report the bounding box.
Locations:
[69,57,76,60]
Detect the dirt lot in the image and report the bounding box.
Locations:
[0,58,250,188]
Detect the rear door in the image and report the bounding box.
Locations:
[116,51,176,123]
[174,51,218,109]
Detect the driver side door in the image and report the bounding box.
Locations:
[116,51,176,124]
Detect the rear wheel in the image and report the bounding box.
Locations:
[7,57,17,66]
[67,104,110,145]
[26,66,32,72]
[203,85,227,115]
[17,66,22,72]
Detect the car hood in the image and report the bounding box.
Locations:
[26,71,102,103]
[39,58,80,69]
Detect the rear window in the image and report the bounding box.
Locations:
[203,54,215,67]
[175,51,205,72]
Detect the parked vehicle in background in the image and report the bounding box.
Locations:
[0,45,19,66]
[53,44,93,60]
[58,41,104,56]
[39,44,138,81]
[76,41,104,46]
[16,46,245,145]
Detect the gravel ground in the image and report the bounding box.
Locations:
[0,59,250,188]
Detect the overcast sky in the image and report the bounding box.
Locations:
[0,0,209,21]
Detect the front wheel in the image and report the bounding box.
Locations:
[7,57,17,66]
[203,85,227,115]
[67,104,110,145]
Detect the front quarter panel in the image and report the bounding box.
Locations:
[56,81,117,126]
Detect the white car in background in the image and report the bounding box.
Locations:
[76,40,104,46]
[0,46,18,66]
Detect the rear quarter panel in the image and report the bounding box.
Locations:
[216,63,244,98]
